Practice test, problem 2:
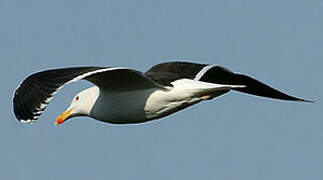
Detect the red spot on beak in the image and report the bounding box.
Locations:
[55,108,73,126]
[55,118,64,125]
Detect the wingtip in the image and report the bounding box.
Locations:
[297,98,314,103]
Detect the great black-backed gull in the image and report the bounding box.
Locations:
[13,61,312,125]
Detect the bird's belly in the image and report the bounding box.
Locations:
[144,79,232,120]
[89,89,157,124]
[90,79,229,124]
[144,88,204,120]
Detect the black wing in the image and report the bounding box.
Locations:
[145,61,206,86]
[199,66,312,102]
[145,61,312,102]
[13,67,163,123]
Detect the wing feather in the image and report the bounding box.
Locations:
[13,67,163,122]
[199,66,312,102]
[145,62,312,102]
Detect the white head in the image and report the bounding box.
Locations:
[55,86,100,125]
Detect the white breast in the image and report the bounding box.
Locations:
[90,88,158,124]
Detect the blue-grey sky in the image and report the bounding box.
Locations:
[1,0,322,179]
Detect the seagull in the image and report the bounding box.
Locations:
[13,61,312,125]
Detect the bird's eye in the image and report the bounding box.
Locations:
[75,96,79,101]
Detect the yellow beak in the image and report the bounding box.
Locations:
[55,108,73,125]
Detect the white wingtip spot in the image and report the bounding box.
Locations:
[20,119,37,124]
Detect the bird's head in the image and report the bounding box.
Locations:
[55,86,99,125]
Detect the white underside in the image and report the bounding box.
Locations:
[90,88,157,124]
[144,79,244,120]
[89,79,244,124]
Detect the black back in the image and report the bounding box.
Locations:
[145,61,206,86]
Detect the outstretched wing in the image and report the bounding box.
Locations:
[198,65,312,102]
[13,66,164,123]
[145,61,312,102]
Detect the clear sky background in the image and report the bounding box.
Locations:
[0,0,322,179]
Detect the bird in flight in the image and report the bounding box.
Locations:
[13,61,312,125]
